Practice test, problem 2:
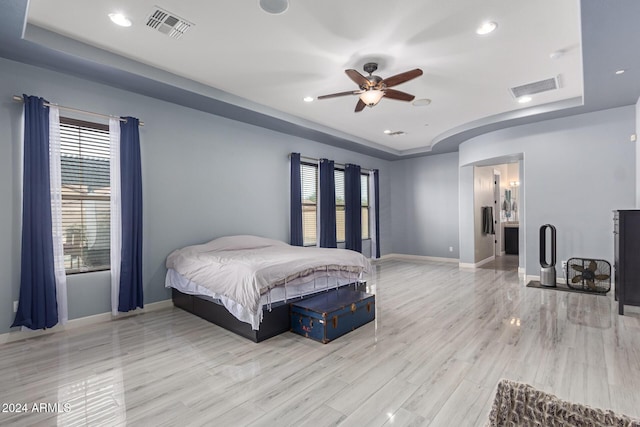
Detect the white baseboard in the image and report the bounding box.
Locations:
[476,255,495,267]
[377,253,459,263]
[0,299,173,345]
[459,255,495,269]
[526,274,539,283]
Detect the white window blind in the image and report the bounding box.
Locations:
[361,173,370,239]
[60,117,111,273]
[301,163,317,246]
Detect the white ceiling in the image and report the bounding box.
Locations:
[27,0,583,153]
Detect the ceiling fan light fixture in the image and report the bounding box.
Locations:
[317,63,422,112]
[359,89,385,106]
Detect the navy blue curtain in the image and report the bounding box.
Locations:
[345,164,362,253]
[118,117,144,312]
[290,153,303,246]
[12,95,58,329]
[319,159,337,248]
[373,169,381,258]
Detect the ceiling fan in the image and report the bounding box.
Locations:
[317,62,423,112]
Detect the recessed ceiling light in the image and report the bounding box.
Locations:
[517,96,532,104]
[549,50,565,60]
[476,21,497,35]
[108,13,132,27]
[412,98,432,107]
[259,0,289,14]
[383,129,392,134]
[303,96,314,102]
[615,69,625,75]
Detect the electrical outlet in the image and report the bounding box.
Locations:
[449,246,453,252]
[561,260,567,270]
[13,300,18,313]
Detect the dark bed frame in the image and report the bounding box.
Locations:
[172,282,366,342]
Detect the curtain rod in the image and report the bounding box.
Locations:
[289,153,375,173]
[12,95,144,126]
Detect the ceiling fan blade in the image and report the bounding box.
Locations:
[384,89,416,102]
[381,68,423,88]
[588,260,597,272]
[317,90,361,100]
[355,99,366,112]
[345,69,372,88]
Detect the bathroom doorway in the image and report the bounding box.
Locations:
[474,161,521,272]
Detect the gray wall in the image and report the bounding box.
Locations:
[389,152,459,258]
[458,165,474,264]
[494,163,512,254]
[0,57,392,333]
[459,105,636,275]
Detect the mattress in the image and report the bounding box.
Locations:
[165,268,361,329]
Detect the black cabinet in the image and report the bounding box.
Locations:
[614,210,640,315]
[504,226,519,255]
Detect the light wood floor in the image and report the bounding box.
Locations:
[478,254,519,271]
[1,259,639,426]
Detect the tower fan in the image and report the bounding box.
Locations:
[539,224,557,287]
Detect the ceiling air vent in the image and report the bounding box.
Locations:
[510,76,560,99]
[386,131,406,136]
[146,7,193,39]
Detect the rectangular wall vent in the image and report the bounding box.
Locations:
[146,7,193,39]
[510,77,559,98]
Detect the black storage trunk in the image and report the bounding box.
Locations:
[290,288,375,344]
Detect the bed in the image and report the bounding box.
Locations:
[165,235,371,342]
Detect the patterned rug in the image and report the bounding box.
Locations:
[486,379,640,426]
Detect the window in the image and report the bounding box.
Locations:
[335,169,345,242]
[301,162,317,246]
[361,173,370,239]
[335,169,369,242]
[60,117,111,273]
[299,162,370,245]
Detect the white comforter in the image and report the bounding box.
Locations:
[166,235,371,317]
